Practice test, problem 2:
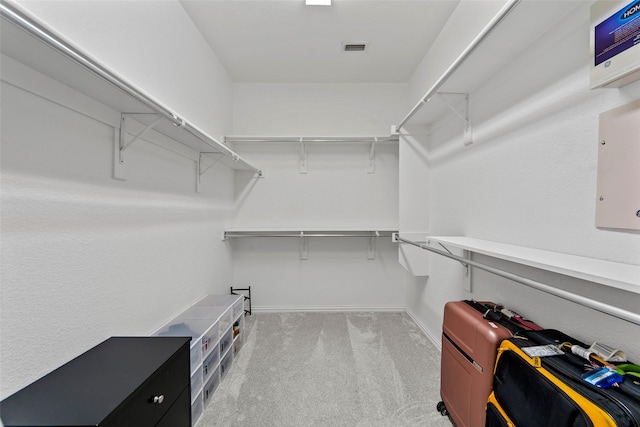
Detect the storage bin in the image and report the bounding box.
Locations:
[218,308,233,336]
[232,317,244,356]
[191,390,203,426]
[219,328,233,358]
[202,366,221,406]
[174,306,232,360]
[220,350,233,382]
[179,305,227,323]
[152,294,245,425]
[202,345,220,385]
[189,341,203,375]
[195,294,242,308]
[232,298,244,319]
[154,318,219,364]
[190,367,203,403]
[194,295,243,331]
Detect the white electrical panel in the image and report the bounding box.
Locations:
[595,99,640,231]
[590,0,640,88]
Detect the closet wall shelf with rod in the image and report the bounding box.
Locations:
[396,235,640,326]
[225,135,399,174]
[224,135,400,144]
[0,2,262,190]
[395,0,520,136]
[394,1,582,141]
[223,228,398,260]
[424,236,639,295]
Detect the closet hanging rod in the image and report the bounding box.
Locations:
[225,136,399,144]
[396,0,520,131]
[396,236,640,327]
[0,2,261,175]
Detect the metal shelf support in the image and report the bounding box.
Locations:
[367,230,380,260]
[300,232,308,260]
[433,93,473,146]
[196,152,225,193]
[299,139,307,174]
[368,138,377,174]
[115,113,163,180]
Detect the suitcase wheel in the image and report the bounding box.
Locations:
[436,401,448,416]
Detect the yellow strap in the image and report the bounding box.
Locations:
[487,392,515,427]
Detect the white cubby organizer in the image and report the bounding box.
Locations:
[154,294,245,426]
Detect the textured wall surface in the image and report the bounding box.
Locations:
[13,0,232,137]
[1,1,236,398]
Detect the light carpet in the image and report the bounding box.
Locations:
[198,312,452,426]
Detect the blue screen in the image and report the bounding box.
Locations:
[594,0,640,66]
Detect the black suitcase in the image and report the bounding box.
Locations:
[487,329,640,427]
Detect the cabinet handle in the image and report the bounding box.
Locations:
[152,395,165,404]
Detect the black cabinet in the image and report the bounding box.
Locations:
[0,337,191,427]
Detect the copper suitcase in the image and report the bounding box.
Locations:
[437,301,515,427]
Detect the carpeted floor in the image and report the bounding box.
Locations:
[197,312,452,426]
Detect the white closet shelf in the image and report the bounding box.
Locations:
[224,134,397,175]
[0,2,261,177]
[426,236,640,295]
[224,228,398,260]
[225,135,399,144]
[224,227,398,238]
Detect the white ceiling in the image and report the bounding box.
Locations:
[180,0,459,83]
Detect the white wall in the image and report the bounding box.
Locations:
[1,1,236,398]
[402,1,640,358]
[407,1,506,109]
[11,0,233,134]
[230,83,408,310]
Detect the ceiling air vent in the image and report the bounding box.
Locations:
[343,42,367,52]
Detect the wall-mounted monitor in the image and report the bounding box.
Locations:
[590,0,640,88]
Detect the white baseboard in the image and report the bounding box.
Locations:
[405,307,442,351]
[252,305,405,313]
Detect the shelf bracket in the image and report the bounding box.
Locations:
[430,239,471,291]
[299,138,307,174]
[367,231,380,260]
[434,92,473,146]
[434,241,469,270]
[368,137,377,174]
[463,249,472,292]
[114,113,162,180]
[299,231,308,260]
[196,152,225,193]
